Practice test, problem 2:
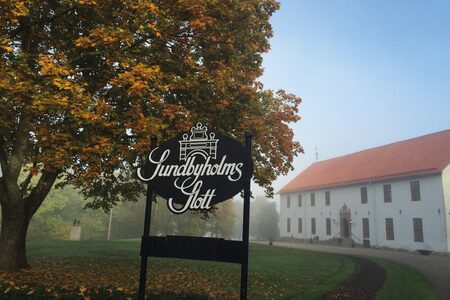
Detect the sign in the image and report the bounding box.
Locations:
[137,124,253,300]
[137,123,253,214]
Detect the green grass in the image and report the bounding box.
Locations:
[24,239,356,299]
[373,257,439,300]
[27,239,142,259]
[17,240,439,299]
[249,245,355,299]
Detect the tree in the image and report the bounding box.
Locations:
[0,0,302,271]
[150,198,176,236]
[207,200,236,239]
[27,186,111,241]
[151,198,207,237]
[26,188,71,241]
[250,196,279,240]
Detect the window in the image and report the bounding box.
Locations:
[287,195,291,208]
[298,194,302,207]
[383,184,392,203]
[385,218,394,240]
[310,193,315,207]
[361,187,368,204]
[287,218,291,233]
[413,218,424,242]
[326,218,331,235]
[410,181,421,201]
[311,218,316,234]
[325,191,330,206]
[298,218,302,233]
[362,218,370,239]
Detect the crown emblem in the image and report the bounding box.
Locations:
[179,123,218,161]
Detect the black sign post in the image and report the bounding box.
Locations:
[137,124,253,299]
[240,131,252,300]
[138,136,157,300]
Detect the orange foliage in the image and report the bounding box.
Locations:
[0,0,300,213]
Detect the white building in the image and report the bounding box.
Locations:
[279,130,450,252]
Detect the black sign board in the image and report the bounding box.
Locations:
[137,123,253,300]
[137,123,252,213]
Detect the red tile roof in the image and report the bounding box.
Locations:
[279,129,450,193]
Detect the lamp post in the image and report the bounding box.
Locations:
[108,169,120,240]
[108,208,113,241]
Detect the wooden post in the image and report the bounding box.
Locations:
[240,131,252,300]
[138,136,157,300]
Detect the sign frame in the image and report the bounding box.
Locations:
[137,130,253,300]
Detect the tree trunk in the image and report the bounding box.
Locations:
[0,204,32,271]
[0,166,58,272]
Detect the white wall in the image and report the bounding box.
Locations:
[280,173,449,252]
[442,165,450,252]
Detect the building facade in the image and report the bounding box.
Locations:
[279,130,450,252]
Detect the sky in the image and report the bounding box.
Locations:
[256,0,450,199]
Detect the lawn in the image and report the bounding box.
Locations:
[0,239,355,299]
[372,258,439,300]
[0,240,438,299]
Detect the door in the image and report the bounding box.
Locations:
[343,218,350,238]
[340,204,352,238]
[362,218,370,247]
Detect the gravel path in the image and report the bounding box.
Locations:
[261,241,450,299]
[326,257,386,300]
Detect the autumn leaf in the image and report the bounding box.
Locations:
[76,0,96,5]
[0,44,13,52]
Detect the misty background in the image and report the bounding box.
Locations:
[0,186,279,241]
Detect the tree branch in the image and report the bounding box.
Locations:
[0,135,7,176]
[25,169,59,217]
[6,111,31,183]
[8,7,75,39]
[0,112,32,208]
[69,34,156,66]
[0,178,7,208]
[19,167,35,194]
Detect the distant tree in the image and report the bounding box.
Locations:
[26,190,70,240]
[232,199,244,240]
[148,198,206,237]
[174,212,208,237]
[109,199,145,239]
[207,200,236,239]
[0,0,301,271]
[25,186,110,240]
[250,196,279,241]
[150,199,176,236]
